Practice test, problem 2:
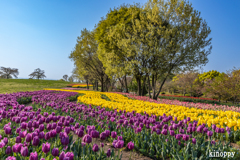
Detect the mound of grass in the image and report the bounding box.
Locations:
[0,79,78,94]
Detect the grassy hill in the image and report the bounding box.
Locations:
[0,79,76,94]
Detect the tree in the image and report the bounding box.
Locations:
[29,68,46,80]
[68,75,74,82]
[172,71,199,96]
[69,28,109,92]
[95,0,212,99]
[63,75,68,81]
[207,68,240,104]
[0,67,19,79]
[195,70,221,83]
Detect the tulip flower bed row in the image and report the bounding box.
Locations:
[113,92,240,112]
[158,95,222,105]
[159,94,218,101]
[67,84,93,88]
[1,90,240,159]
[47,89,240,131]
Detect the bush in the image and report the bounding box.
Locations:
[17,97,32,104]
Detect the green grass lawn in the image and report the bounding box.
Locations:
[0,79,77,94]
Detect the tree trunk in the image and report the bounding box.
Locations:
[92,81,95,90]
[147,75,151,98]
[152,75,155,99]
[136,76,142,96]
[101,77,104,92]
[87,80,89,89]
[96,80,98,91]
[124,75,129,93]
[141,76,146,96]
[153,76,168,100]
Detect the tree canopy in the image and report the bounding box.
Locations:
[94,0,212,98]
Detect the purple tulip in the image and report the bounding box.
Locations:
[32,136,40,146]
[47,124,52,130]
[16,136,21,143]
[92,144,99,152]
[30,152,38,160]
[5,127,12,135]
[127,141,134,150]
[111,131,117,138]
[44,132,50,140]
[28,121,32,128]
[106,148,111,157]
[50,130,57,138]
[211,140,216,145]
[21,146,28,157]
[26,133,32,142]
[21,122,27,129]
[65,127,71,134]
[39,124,45,132]
[212,124,216,130]
[39,131,45,139]
[192,138,196,144]
[56,126,62,133]
[6,146,12,154]
[117,136,123,141]
[42,142,50,154]
[19,130,27,138]
[52,148,59,156]
[182,134,189,141]
[136,127,142,133]
[65,152,74,160]
[207,131,213,137]
[59,151,65,160]
[100,143,104,148]
[115,140,124,149]
[52,123,57,129]
[91,130,99,138]
[161,129,168,135]
[175,134,181,140]
[76,129,84,138]
[6,156,16,160]
[61,134,70,146]
[82,134,92,144]
[178,141,181,145]
[3,137,8,145]
[170,130,175,136]
[100,132,106,140]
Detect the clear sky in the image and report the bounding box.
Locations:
[0,0,239,79]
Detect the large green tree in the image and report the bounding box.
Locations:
[69,28,109,92]
[95,0,212,99]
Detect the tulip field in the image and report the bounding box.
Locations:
[0,89,240,160]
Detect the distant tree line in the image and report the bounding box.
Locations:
[160,68,240,104]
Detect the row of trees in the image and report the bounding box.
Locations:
[0,67,46,80]
[70,0,212,99]
[161,68,240,104]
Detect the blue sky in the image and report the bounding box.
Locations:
[0,0,239,79]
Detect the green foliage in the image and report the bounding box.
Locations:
[101,94,111,101]
[17,97,32,104]
[195,70,221,83]
[67,93,84,102]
